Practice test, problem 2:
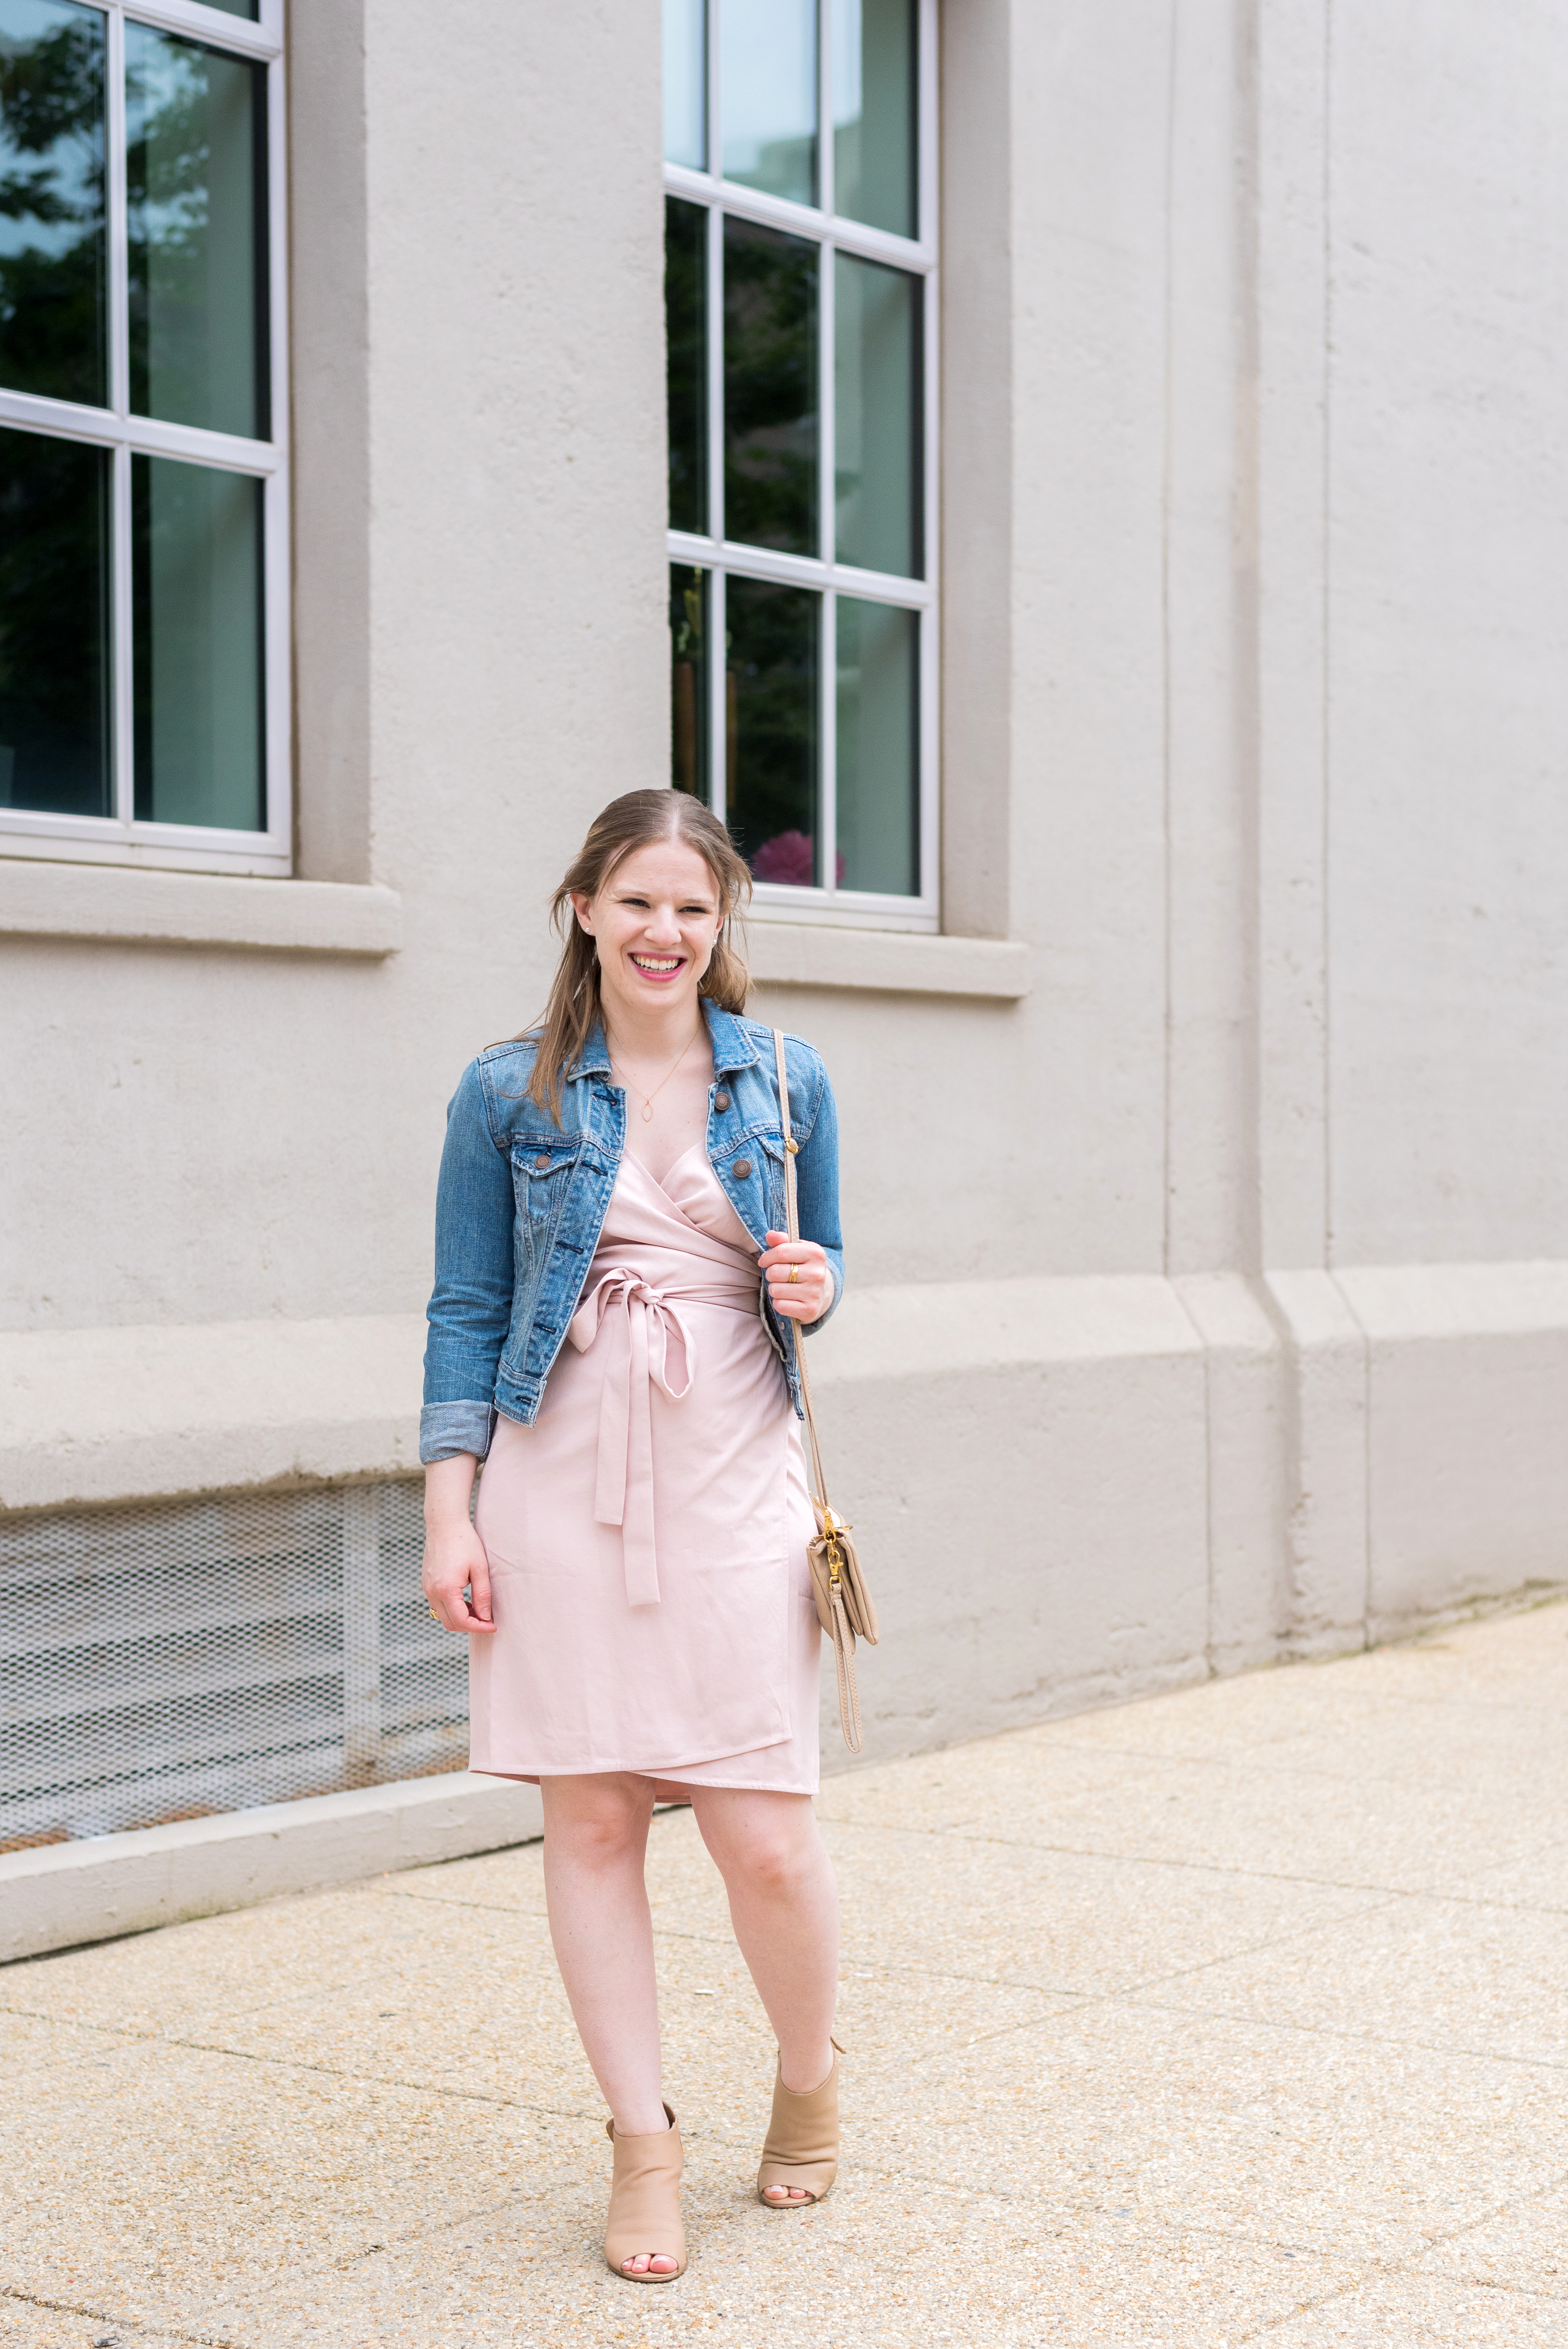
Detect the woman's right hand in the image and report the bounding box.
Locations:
[422,1456,499,1633]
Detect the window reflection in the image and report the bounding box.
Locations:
[126,23,268,440]
[665,197,706,534]
[835,250,920,576]
[669,564,709,801]
[832,0,915,236]
[724,216,817,555]
[663,0,705,168]
[727,575,819,882]
[0,422,110,816]
[0,0,106,407]
[836,595,916,894]
[720,0,816,207]
[132,454,263,832]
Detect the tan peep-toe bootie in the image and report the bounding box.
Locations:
[757,2038,844,2208]
[603,2102,687,2282]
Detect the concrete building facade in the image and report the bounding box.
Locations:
[4,0,1568,1922]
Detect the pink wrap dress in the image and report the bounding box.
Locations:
[470,1143,822,1790]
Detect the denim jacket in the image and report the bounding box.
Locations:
[419,1002,843,1463]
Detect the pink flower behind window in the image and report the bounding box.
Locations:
[749,829,816,886]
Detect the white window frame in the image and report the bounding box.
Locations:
[0,0,290,877]
[666,0,939,932]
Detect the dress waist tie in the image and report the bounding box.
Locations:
[567,1266,697,1606]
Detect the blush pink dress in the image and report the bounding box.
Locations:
[469,1144,822,1791]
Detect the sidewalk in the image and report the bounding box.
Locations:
[4,1599,1567,2348]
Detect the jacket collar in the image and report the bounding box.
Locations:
[703,1000,765,1075]
[569,1000,763,1085]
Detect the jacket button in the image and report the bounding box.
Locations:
[732,1158,752,1180]
[715,1090,731,1111]
[533,1153,550,1170]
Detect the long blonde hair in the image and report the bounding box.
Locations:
[524,790,753,1122]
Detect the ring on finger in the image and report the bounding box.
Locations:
[788,1263,800,1283]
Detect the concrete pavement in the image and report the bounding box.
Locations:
[4,1597,1568,2346]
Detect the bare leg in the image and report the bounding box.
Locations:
[688,1787,840,2204]
[540,1773,677,2278]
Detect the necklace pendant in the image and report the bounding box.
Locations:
[641,1102,654,1122]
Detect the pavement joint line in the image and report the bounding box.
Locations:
[1231,2242,1568,2346]
[1,2283,240,2349]
[930,1725,1568,1778]
[12,1899,1564,2091]
[393,1811,1568,1916]
[816,1808,1538,1877]
[1105,1988,1568,2073]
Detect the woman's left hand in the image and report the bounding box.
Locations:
[760,1231,831,1322]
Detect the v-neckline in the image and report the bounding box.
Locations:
[624,1141,706,1209]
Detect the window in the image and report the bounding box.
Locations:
[0,0,287,874]
[665,0,937,928]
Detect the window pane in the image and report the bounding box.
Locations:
[665,197,706,534]
[132,454,263,832]
[0,0,106,406]
[663,0,705,168]
[0,424,109,816]
[720,0,815,207]
[670,564,709,801]
[202,0,260,18]
[832,0,915,237]
[126,24,268,440]
[724,216,817,555]
[835,250,920,577]
[836,595,917,894]
[727,576,818,883]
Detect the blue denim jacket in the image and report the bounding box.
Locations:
[420,1003,843,1463]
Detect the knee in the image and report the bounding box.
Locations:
[547,1794,646,1870]
[727,1825,814,1900]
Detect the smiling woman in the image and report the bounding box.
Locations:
[418,788,848,2287]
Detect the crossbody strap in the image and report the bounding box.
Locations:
[772,1027,831,1512]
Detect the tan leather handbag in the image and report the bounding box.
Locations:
[772,1029,879,1752]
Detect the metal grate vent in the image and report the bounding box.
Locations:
[0,1480,467,1852]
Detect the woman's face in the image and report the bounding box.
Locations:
[572,838,723,1029]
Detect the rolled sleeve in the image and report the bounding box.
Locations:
[418,1400,496,1464]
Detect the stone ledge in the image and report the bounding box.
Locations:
[0,1773,544,1964]
[0,1313,426,1512]
[8,1267,1568,1520]
[0,859,403,956]
[745,921,1030,997]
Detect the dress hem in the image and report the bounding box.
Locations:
[469,1763,819,1796]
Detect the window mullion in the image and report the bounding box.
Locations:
[705,0,720,178]
[706,200,724,549]
[919,0,939,250]
[106,7,133,831]
[106,6,129,421]
[818,78,835,901]
[111,444,135,833]
[709,566,727,828]
[820,587,836,900]
[817,0,833,225]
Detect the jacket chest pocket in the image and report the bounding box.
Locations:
[513,1144,575,1256]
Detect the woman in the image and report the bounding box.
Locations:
[419,789,844,2284]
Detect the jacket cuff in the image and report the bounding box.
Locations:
[419,1400,495,1464]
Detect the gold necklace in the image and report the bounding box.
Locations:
[609,1023,702,1124]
